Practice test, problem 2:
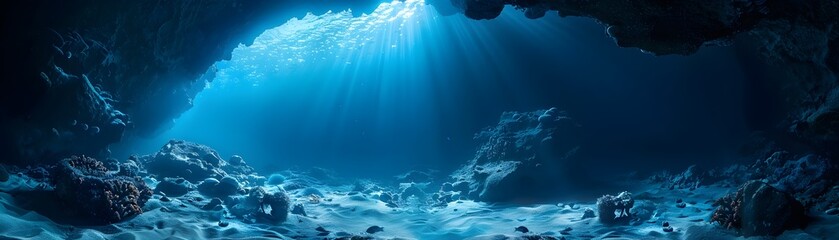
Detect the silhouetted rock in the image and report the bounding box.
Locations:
[711,180,806,236]
[0,165,9,182]
[53,155,152,224]
[448,108,581,202]
[366,225,384,234]
[581,208,595,219]
[291,203,307,216]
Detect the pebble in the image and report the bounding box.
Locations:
[514,226,529,233]
[218,221,229,227]
[582,208,596,219]
[560,227,573,235]
[663,226,674,232]
[366,226,384,234]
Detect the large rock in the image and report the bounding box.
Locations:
[154,177,195,197]
[751,151,837,211]
[142,140,254,183]
[448,108,581,202]
[711,180,806,236]
[596,191,634,224]
[53,155,152,224]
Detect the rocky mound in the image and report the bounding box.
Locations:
[141,140,255,183]
[446,108,581,203]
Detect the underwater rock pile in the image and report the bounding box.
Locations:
[446,107,581,202]
[154,177,195,197]
[748,151,839,213]
[53,155,152,224]
[141,140,256,184]
[711,180,806,236]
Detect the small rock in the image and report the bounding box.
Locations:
[582,208,596,219]
[267,174,285,185]
[825,208,839,215]
[291,203,307,216]
[676,202,687,208]
[0,165,10,182]
[514,226,529,233]
[315,226,330,236]
[366,225,384,234]
[663,226,674,232]
[560,227,572,235]
[662,221,670,227]
[218,221,229,227]
[676,198,683,203]
[202,198,222,210]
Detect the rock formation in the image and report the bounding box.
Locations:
[711,180,807,236]
[447,107,581,202]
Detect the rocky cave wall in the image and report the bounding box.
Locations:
[1,0,837,165]
[0,0,384,165]
[451,0,839,158]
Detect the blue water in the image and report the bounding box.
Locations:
[115,1,754,179]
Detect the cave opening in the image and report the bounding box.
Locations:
[113,0,758,181]
[4,0,837,239]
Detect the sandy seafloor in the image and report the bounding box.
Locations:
[1,171,837,240]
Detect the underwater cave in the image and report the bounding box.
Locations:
[1,0,838,239]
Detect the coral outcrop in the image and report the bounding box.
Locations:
[448,107,581,202]
[711,180,806,236]
[52,155,152,224]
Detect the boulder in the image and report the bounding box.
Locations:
[142,140,257,183]
[711,180,806,236]
[596,191,634,224]
[448,108,581,202]
[197,177,241,198]
[154,177,195,197]
[267,173,285,185]
[0,165,9,182]
[142,140,228,182]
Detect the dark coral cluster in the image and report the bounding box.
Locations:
[53,155,152,224]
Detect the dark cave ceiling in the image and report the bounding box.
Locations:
[0,0,837,165]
